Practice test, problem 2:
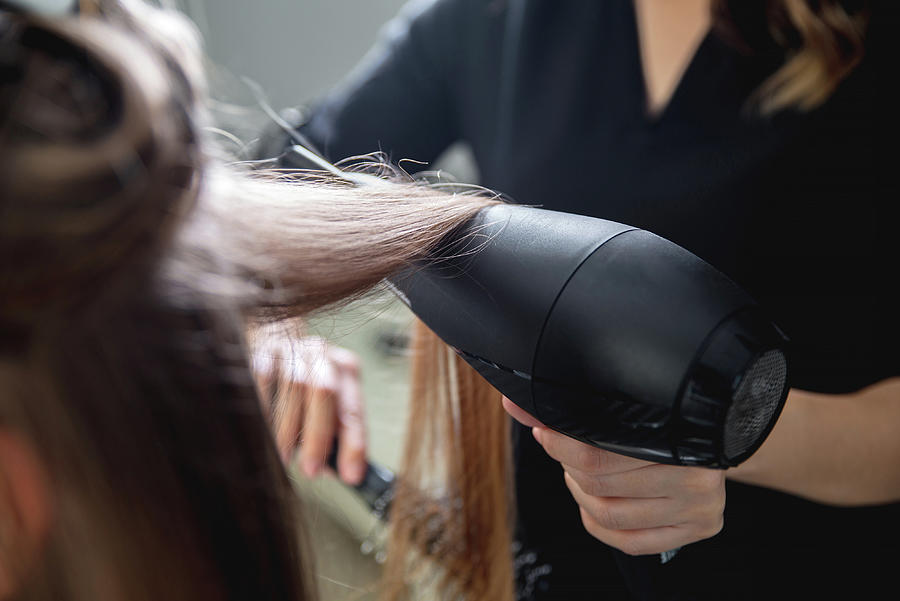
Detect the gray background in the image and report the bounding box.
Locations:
[178,0,409,110]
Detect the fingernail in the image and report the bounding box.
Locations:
[532,427,542,444]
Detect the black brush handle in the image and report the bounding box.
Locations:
[326,448,395,520]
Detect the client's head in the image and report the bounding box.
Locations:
[0,2,495,599]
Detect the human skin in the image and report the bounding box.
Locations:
[502,375,900,556]
[502,397,726,556]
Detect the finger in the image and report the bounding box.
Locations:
[534,427,652,474]
[577,507,706,557]
[299,379,338,479]
[334,353,367,485]
[501,396,545,428]
[273,379,307,462]
[564,472,676,530]
[562,463,681,499]
[566,463,727,508]
[261,335,310,459]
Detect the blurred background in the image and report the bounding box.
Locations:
[177,0,478,180]
[180,0,406,112]
[172,1,470,599]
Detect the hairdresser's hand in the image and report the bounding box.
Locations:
[252,330,368,486]
[502,397,725,556]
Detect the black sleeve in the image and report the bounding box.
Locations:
[293,0,468,168]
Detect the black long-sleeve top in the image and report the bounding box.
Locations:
[293,1,899,598]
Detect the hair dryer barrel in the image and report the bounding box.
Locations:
[391,204,789,468]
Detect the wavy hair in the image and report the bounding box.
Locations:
[712,0,870,113]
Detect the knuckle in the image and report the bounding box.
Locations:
[574,445,602,472]
[345,441,366,456]
[618,537,648,557]
[303,430,333,450]
[579,509,603,539]
[686,468,724,494]
[581,475,610,498]
[688,499,725,540]
[278,375,306,397]
[592,449,616,473]
[340,405,365,422]
[695,514,725,541]
[303,420,334,440]
[683,497,725,526]
[713,484,727,511]
[593,501,625,531]
[309,378,339,397]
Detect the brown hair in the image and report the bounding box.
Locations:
[712,0,871,113]
[0,2,496,600]
[380,322,514,601]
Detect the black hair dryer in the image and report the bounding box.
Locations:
[391,204,790,468]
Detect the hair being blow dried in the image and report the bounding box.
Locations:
[0,2,498,600]
[381,322,514,601]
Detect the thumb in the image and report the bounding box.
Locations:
[501,396,545,428]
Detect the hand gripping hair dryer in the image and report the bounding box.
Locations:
[391,203,790,468]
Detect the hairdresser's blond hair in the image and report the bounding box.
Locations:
[712,0,870,113]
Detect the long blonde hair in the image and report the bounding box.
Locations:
[712,0,870,113]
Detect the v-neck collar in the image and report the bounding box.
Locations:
[626,0,714,127]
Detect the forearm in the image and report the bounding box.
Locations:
[727,377,900,506]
